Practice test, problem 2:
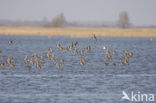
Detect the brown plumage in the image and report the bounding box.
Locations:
[80,50,85,56]
[87,45,91,51]
[60,59,65,65]
[104,62,109,66]
[9,40,13,45]
[0,63,5,69]
[105,54,112,61]
[112,63,116,68]
[24,56,29,64]
[56,63,61,69]
[80,58,86,67]
[52,54,56,62]
[74,48,78,55]
[47,52,50,60]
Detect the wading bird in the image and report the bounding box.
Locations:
[60,59,64,65]
[80,50,85,56]
[80,58,86,67]
[87,45,91,51]
[9,40,13,45]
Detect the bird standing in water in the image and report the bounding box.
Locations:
[80,58,86,67]
[87,45,91,51]
[9,40,14,45]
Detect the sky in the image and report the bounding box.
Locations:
[0,0,156,26]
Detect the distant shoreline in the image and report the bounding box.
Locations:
[0,26,156,38]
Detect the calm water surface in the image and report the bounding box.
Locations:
[0,36,156,103]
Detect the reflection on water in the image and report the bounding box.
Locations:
[0,36,156,103]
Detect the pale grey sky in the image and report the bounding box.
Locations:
[0,0,156,25]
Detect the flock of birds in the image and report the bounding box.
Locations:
[0,35,133,72]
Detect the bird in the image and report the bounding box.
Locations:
[50,48,53,52]
[129,51,133,57]
[87,45,91,51]
[106,50,111,54]
[105,54,112,61]
[103,46,107,50]
[74,41,78,47]
[125,58,129,66]
[80,58,86,67]
[65,47,70,52]
[47,52,50,60]
[9,40,13,45]
[80,50,85,56]
[40,56,44,63]
[120,61,125,66]
[74,48,78,55]
[60,59,64,65]
[0,63,5,69]
[34,53,39,58]
[10,63,15,68]
[56,63,61,69]
[104,62,109,66]
[26,65,31,72]
[29,58,34,65]
[51,54,56,62]
[35,58,40,65]
[7,56,12,65]
[37,63,41,70]
[24,56,29,64]
[113,50,117,55]
[112,63,116,68]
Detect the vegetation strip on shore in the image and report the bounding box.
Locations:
[0,27,156,38]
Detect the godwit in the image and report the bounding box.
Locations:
[7,56,12,65]
[50,48,53,52]
[9,40,13,45]
[74,41,78,47]
[24,56,29,64]
[112,63,116,68]
[60,59,64,65]
[104,62,109,66]
[10,63,15,68]
[26,65,31,72]
[34,53,39,58]
[80,50,85,56]
[0,63,5,69]
[40,56,44,63]
[29,58,34,65]
[105,54,112,61]
[37,63,41,70]
[120,61,125,66]
[74,48,78,55]
[80,58,86,67]
[52,54,56,62]
[56,63,61,69]
[106,50,111,54]
[87,45,91,51]
[113,50,117,55]
[47,52,50,60]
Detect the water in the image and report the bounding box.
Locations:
[0,36,156,103]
